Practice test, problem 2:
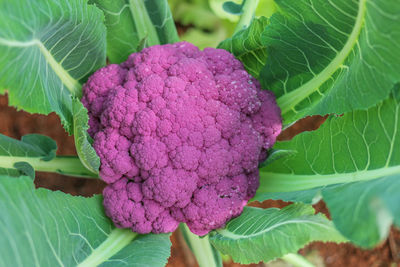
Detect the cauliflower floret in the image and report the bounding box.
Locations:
[82,42,282,235]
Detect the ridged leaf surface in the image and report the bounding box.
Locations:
[255,88,400,247]
[0,0,106,132]
[0,176,172,266]
[210,204,346,264]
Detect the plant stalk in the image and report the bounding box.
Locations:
[180,224,222,267]
[281,253,315,267]
[234,0,260,34]
[0,155,98,178]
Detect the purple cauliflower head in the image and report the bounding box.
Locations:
[82,42,282,235]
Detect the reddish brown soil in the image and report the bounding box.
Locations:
[1,94,399,266]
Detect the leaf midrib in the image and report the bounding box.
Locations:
[216,218,332,239]
[276,0,367,115]
[0,37,81,96]
[77,228,137,267]
[259,164,400,192]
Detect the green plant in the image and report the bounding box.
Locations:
[0,0,399,266]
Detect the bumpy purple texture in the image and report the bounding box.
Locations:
[82,42,282,235]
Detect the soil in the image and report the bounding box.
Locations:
[1,94,399,267]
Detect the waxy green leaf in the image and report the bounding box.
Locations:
[0,176,172,266]
[73,98,100,175]
[262,0,400,123]
[257,88,400,193]
[219,17,269,77]
[255,88,400,247]
[0,0,106,132]
[210,204,346,264]
[92,0,179,63]
[254,176,400,248]
[222,0,400,124]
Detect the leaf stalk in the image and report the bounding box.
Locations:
[0,155,98,178]
[129,0,160,46]
[233,0,260,34]
[281,253,315,267]
[77,228,138,267]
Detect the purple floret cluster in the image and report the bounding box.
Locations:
[82,42,282,235]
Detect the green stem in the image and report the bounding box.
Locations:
[180,224,222,267]
[77,228,138,267]
[0,155,98,178]
[281,253,315,267]
[129,0,160,46]
[234,0,260,34]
